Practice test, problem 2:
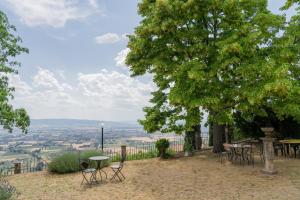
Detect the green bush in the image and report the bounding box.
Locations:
[0,178,16,200]
[155,139,170,159]
[184,136,193,152]
[0,187,13,200]
[48,150,108,174]
[48,152,79,173]
[183,142,193,152]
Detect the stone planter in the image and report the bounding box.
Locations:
[184,151,193,157]
[261,127,274,138]
[260,127,277,175]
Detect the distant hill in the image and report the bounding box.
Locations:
[30,119,141,129]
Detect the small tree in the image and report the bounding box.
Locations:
[127,0,300,153]
[0,11,30,133]
[155,138,170,159]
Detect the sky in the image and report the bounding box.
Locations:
[0,0,296,122]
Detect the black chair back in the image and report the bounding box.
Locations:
[80,161,89,170]
[120,154,126,167]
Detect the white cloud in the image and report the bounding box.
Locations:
[78,70,153,107]
[121,33,129,40]
[88,0,98,9]
[115,48,130,67]
[57,70,66,80]
[95,33,120,44]
[4,0,101,28]
[33,67,64,91]
[8,74,32,95]
[10,67,153,121]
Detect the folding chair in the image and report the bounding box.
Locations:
[110,155,126,182]
[80,160,97,185]
[215,146,227,164]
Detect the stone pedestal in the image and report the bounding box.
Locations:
[260,137,277,175]
[14,162,21,174]
[121,145,127,160]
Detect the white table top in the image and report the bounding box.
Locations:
[89,156,109,161]
[231,144,252,148]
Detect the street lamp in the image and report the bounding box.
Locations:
[101,123,104,151]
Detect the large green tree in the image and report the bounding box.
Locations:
[127,0,300,152]
[0,11,30,133]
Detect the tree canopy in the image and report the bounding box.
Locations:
[126,0,300,150]
[0,11,30,133]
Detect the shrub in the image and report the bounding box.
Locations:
[48,150,108,174]
[184,136,193,152]
[0,177,17,200]
[155,139,170,159]
[183,142,193,152]
[48,152,79,174]
[0,187,12,200]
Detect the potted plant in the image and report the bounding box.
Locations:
[184,140,193,157]
[155,138,170,159]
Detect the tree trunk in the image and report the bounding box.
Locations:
[225,126,229,144]
[212,123,225,153]
[194,124,202,150]
[209,121,213,146]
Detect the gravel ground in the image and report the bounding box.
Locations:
[8,152,300,200]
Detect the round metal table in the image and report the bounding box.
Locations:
[230,144,252,165]
[279,139,300,158]
[89,156,109,182]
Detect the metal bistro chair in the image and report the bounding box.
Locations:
[110,155,126,182]
[232,144,244,165]
[273,140,284,157]
[223,143,234,162]
[79,159,97,185]
[243,144,255,167]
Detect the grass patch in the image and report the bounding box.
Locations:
[125,149,176,161]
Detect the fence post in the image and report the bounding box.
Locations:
[14,162,21,174]
[121,145,126,160]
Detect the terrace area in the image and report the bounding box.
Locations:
[8,151,300,200]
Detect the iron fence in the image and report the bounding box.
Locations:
[0,133,209,176]
[0,159,47,176]
[103,137,185,162]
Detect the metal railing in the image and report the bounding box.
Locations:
[0,134,209,176]
[0,159,47,176]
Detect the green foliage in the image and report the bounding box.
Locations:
[48,150,108,174]
[155,138,170,158]
[0,11,30,133]
[0,177,16,200]
[183,136,193,152]
[126,150,158,160]
[127,0,300,140]
[0,187,13,200]
[233,110,300,140]
[48,152,79,174]
[282,0,300,9]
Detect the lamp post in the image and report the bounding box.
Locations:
[101,123,104,151]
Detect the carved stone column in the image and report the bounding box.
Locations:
[260,127,277,175]
[121,145,127,160]
[14,162,21,174]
